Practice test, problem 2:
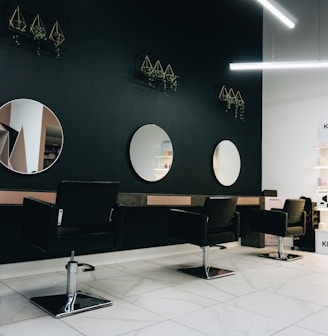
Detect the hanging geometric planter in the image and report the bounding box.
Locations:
[30,14,47,40]
[140,55,153,75]
[8,5,27,45]
[218,85,245,122]
[9,5,27,32]
[49,21,65,58]
[138,54,179,93]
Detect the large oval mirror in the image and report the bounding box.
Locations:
[0,98,64,174]
[129,124,173,182]
[213,140,241,186]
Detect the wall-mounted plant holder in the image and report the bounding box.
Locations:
[137,55,179,93]
[7,5,67,58]
[29,14,47,55]
[49,21,65,58]
[218,85,245,121]
[8,5,27,32]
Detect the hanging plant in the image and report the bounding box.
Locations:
[8,5,27,46]
[234,91,245,121]
[219,86,231,111]
[227,88,236,111]
[12,34,20,45]
[31,24,47,40]
[164,64,178,91]
[49,21,65,58]
[30,14,47,55]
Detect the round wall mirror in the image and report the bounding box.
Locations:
[0,98,64,174]
[129,124,173,182]
[213,140,241,186]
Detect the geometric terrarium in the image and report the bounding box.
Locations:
[138,54,179,93]
[218,85,245,121]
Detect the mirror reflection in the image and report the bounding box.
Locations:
[213,140,241,186]
[0,98,64,174]
[129,124,173,182]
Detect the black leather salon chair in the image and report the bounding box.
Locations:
[250,198,306,261]
[22,180,124,256]
[22,180,123,318]
[168,196,240,280]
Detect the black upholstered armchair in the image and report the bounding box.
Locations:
[168,196,240,280]
[250,198,306,261]
[22,180,124,257]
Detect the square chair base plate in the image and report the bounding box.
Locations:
[30,291,112,318]
[259,252,303,262]
[179,266,235,280]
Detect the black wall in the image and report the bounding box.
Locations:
[0,0,263,196]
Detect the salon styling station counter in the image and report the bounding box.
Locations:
[117,193,262,250]
[117,193,259,207]
[0,189,259,208]
[0,190,261,264]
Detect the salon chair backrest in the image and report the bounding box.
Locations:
[204,196,238,230]
[55,180,120,228]
[282,199,305,224]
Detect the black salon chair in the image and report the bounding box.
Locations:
[250,198,306,261]
[168,196,240,280]
[22,180,123,318]
[22,180,124,256]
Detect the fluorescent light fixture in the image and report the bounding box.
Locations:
[255,0,295,29]
[230,61,328,71]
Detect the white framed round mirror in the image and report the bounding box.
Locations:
[213,140,241,186]
[0,98,64,174]
[129,124,173,182]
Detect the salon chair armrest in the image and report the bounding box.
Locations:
[111,204,124,247]
[22,197,58,252]
[232,211,241,239]
[250,209,288,237]
[271,208,283,211]
[168,208,209,246]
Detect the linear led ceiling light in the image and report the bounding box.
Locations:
[255,0,295,29]
[230,61,328,71]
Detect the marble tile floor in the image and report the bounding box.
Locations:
[1,245,328,336]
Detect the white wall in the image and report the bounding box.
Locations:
[262,0,328,203]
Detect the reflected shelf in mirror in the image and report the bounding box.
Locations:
[129,124,174,182]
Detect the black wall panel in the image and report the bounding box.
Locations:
[0,0,263,196]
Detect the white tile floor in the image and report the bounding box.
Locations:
[1,245,328,336]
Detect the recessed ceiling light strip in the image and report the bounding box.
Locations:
[255,0,295,29]
[230,61,328,71]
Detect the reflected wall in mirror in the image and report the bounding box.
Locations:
[0,98,64,174]
[213,140,241,186]
[129,124,173,182]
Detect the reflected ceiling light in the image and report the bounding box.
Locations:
[230,61,328,71]
[255,0,295,29]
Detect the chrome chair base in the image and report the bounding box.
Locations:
[259,237,303,261]
[259,252,303,262]
[179,266,235,280]
[30,291,112,318]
